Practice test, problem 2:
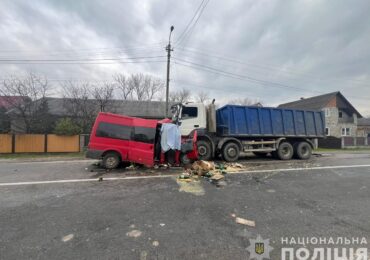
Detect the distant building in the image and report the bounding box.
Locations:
[278,92,363,138]
[0,96,30,110]
[357,118,370,137]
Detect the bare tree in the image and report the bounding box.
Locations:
[0,73,52,133]
[196,90,209,103]
[127,73,165,101]
[170,88,192,103]
[113,73,133,100]
[62,81,97,133]
[145,76,164,101]
[92,82,115,112]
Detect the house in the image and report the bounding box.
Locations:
[278,92,363,138]
[0,96,30,110]
[0,96,31,133]
[357,118,370,137]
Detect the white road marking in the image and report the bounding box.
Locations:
[0,164,369,187]
[236,164,370,174]
[0,159,95,165]
[0,174,174,186]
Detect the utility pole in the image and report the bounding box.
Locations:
[165,26,174,117]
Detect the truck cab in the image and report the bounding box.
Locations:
[178,103,207,136]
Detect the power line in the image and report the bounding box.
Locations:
[0,55,166,62]
[173,59,369,101]
[174,0,206,44]
[177,0,210,47]
[177,47,370,87]
[0,42,165,54]
[175,0,210,47]
[0,60,166,65]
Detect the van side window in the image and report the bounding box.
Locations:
[133,127,156,143]
[182,107,198,119]
[96,122,132,140]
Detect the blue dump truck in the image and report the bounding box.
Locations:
[175,102,325,162]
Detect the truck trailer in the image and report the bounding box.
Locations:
[175,102,325,162]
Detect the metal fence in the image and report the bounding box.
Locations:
[0,134,80,153]
[318,136,370,149]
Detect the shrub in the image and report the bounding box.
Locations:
[53,118,82,136]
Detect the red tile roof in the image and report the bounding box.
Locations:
[0,96,29,109]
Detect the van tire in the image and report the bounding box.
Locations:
[197,140,212,161]
[295,142,312,160]
[277,142,293,160]
[102,152,121,169]
[222,142,240,162]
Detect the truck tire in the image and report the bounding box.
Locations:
[222,142,240,162]
[102,152,121,169]
[197,140,212,161]
[295,142,312,160]
[277,142,293,160]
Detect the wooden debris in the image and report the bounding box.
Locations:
[235,217,255,227]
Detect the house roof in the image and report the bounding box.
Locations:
[7,97,173,119]
[358,118,370,126]
[0,96,30,110]
[278,91,362,118]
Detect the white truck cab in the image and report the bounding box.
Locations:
[178,103,207,136]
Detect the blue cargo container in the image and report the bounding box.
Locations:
[216,105,325,138]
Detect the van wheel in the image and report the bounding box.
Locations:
[277,142,293,160]
[222,142,240,162]
[295,142,312,160]
[102,152,121,169]
[197,140,212,161]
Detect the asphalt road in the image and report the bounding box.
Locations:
[0,153,369,259]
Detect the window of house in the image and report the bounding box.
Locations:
[341,127,350,136]
[325,108,330,117]
[325,127,330,136]
[338,111,343,118]
[181,106,198,119]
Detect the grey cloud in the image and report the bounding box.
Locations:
[0,0,369,115]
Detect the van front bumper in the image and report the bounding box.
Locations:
[86,149,104,159]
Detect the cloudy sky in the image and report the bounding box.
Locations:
[0,0,369,115]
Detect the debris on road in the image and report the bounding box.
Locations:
[234,216,256,227]
[126,230,142,238]
[191,160,215,175]
[175,160,246,188]
[176,177,205,196]
[152,240,159,247]
[62,233,74,242]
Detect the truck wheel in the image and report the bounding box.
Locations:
[277,142,293,160]
[295,142,312,160]
[102,152,121,169]
[222,142,240,162]
[197,140,212,161]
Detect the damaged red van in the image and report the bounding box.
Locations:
[86,112,198,169]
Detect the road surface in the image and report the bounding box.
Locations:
[0,153,369,259]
